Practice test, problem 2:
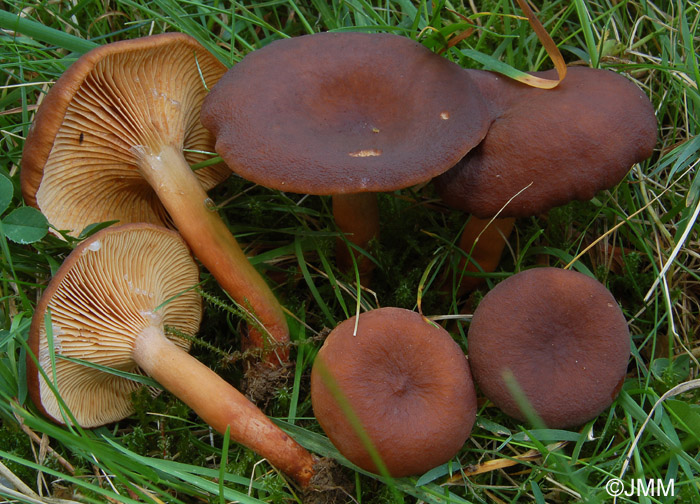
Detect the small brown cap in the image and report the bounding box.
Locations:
[311,307,477,477]
[21,33,229,235]
[201,32,491,195]
[435,67,658,218]
[26,223,202,427]
[468,267,630,428]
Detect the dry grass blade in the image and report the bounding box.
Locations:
[0,460,80,504]
[0,0,698,502]
[12,408,75,476]
[563,167,688,271]
[513,0,567,88]
[448,442,568,482]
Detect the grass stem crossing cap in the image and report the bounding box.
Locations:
[21,32,229,231]
[20,33,292,365]
[27,223,316,486]
[467,267,630,428]
[311,307,477,477]
[435,67,658,218]
[27,223,203,427]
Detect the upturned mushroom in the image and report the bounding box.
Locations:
[467,267,630,428]
[310,307,477,477]
[437,66,657,294]
[20,33,290,365]
[201,31,491,282]
[26,223,316,486]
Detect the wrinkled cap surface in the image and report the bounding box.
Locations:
[468,267,630,428]
[27,223,202,427]
[21,33,229,236]
[311,307,477,477]
[435,67,658,218]
[201,31,491,195]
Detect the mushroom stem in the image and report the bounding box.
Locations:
[454,216,515,295]
[332,193,379,284]
[134,144,289,365]
[133,325,315,486]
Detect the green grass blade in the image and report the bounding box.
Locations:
[0,10,98,53]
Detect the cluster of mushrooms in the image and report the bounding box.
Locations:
[21,30,657,486]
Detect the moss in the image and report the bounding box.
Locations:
[0,424,36,485]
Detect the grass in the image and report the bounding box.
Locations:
[0,0,698,502]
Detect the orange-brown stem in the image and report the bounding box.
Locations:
[332,193,380,285]
[133,326,315,486]
[136,145,289,366]
[454,216,515,295]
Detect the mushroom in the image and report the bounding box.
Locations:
[310,307,477,477]
[467,267,630,428]
[436,66,657,217]
[20,33,290,365]
[26,223,316,486]
[200,31,491,282]
[436,66,657,293]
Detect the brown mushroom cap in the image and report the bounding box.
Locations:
[201,31,491,195]
[27,223,201,427]
[434,67,658,218]
[310,307,477,477]
[467,267,630,428]
[20,32,229,234]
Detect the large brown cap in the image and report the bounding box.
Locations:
[27,223,202,427]
[435,67,658,218]
[468,267,630,428]
[310,307,477,477]
[21,33,229,235]
[201,32,491,195]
